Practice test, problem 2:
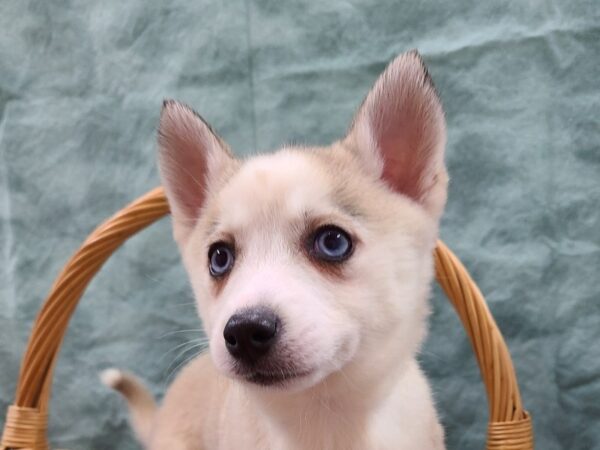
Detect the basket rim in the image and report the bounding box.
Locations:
[1,186,533,450]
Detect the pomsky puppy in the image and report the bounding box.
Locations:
[102,50,447,450]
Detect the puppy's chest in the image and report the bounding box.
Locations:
[218,416,369,450]
[211,363,443,450]
[216,412,416,450]
[215,395,397,450]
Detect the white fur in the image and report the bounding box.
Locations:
[100,368,123,388]
[105,51,448,449]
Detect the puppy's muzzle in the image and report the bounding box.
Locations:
[223,306,279,364]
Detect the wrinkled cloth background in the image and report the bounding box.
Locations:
[1,1,599,449]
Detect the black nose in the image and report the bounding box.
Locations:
[223,307,280,363]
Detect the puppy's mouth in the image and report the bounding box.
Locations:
[243,369,313,387]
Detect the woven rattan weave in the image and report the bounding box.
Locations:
[1,187,533,450]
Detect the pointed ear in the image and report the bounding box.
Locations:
[158,100,235,244]
[346,50,447,219]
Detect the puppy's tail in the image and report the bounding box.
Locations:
[101,368,157,445]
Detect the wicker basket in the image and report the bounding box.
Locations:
[1,187,534,450]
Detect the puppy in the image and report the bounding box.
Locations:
[103,50,448,449]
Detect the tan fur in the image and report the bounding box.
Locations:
[105,50,447,449]
[100,369,157,447]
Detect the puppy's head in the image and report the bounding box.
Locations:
[158,51,447,392]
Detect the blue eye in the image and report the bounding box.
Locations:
[209,243,235,277]
[313,226,352,261]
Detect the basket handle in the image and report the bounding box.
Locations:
[1,187,533,450]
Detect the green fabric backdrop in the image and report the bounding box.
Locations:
[1,1,599,448]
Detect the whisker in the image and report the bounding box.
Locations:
[159,338,209,362]
[419,349,446,362]
[164,345,208,387]
[164,301,198,309]
[141,273,165,284]
[158,329,205,339]
[166,342,209,374]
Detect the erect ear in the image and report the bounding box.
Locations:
[346,50,448,220]
[158,100,235,244]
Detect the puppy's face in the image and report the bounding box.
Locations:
[158,51,447,392]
